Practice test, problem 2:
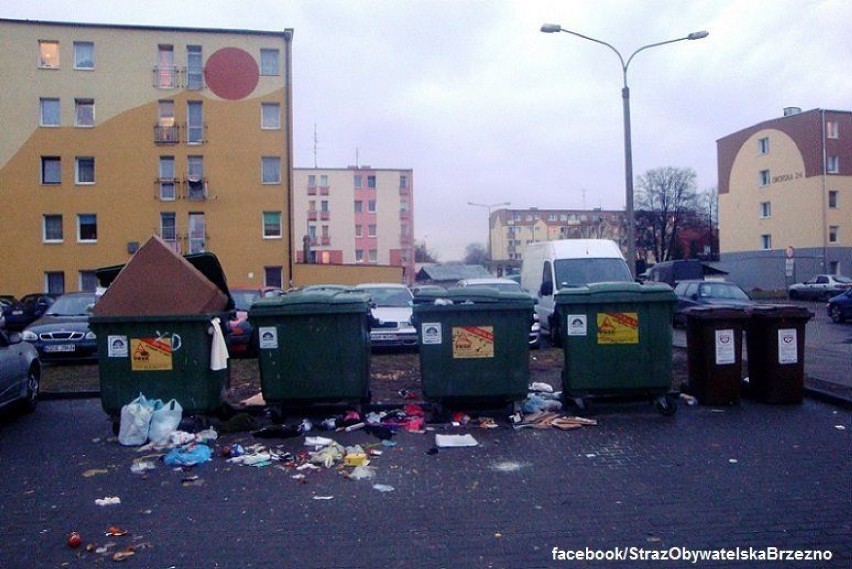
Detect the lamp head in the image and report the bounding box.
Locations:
[687,30,709,40]
[540,23,562,33]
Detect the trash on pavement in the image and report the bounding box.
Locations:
[67,531,82,548]
[513,412,597,431]
[163,443,213,466]
[521,393,563,414]
[82,468,109,478]
[529,382,554,393]
[346,465,376,480]
[435,434,479,448]
[372,484,395,492]
[94,496,121,506]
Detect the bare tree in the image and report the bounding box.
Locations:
[463,242,488,266]
[635,167,702,263]
[414,241,439,263]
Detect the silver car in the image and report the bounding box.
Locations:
[355,283,418,348]
[0,330,42,414]
[788,274,852,301]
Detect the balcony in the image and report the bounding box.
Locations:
[320,211,330,221]
[319,186,330,196]
[184,177,208,201]
[307,211,318,221]
[321,236,331,246]
[307,185,317,195]
[153,65,180,89]
[154,124,180,144]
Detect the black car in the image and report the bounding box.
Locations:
[22,292,98,362]
[673,280,754,327]
[3,293,57,331]
[826,289,852,323]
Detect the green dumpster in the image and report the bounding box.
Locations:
[91,313,231,418]
[412,288,534,407]
[249,290,372,405]
[555,282,677,415]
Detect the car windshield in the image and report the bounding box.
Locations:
[231,290,261,311]
[47,294,96,316]
[698,283,750,301]
[554,258,633,287]
[360,287,412,307]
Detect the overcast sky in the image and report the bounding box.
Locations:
[5,0,850,261]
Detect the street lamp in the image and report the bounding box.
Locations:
[540,23,708,277]
[468,201,510,268]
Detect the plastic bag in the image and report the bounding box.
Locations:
[163,443,213,466]
[148,399,183,445]
[118,394,158,447]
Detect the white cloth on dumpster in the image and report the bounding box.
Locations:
[209,316,229,371]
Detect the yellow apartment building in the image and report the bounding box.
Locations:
[0,19,294,296]
[717,108,852,291]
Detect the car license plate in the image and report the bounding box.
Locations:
[373,334,397,341]
[45,344,76,353]
[12,310,23,315]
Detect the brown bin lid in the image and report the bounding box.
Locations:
[683,305,750,320]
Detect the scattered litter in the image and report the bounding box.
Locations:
[181,475,205,487]
[514,412,597,431]
[585,454,597,458]
[835,425,847,431]
[67,531,82,548]
[435,434,479,448]
[217,413,260,433]
[310,442,345,468]
[95,496,121,506]
[253,424,300,439]
[728,459,738,464]
[105,526,128,537]
[529,382,554,393]
[82,468,109,478]
[381,439,397,447]
[344,422,365,432]
[291,474,306,480]
[299,418,314,432]
[296,463,320,472]
[240,392,266,406]
[312,496,334,500]
[163,443,213,466]
[521,394,563,414]
[347,465,377,480]
[679,393,698,406]
[304,436,335,448]
[130,460,157,475]
[372,484,395,492]
[343,453,369,467]
[112,548,135,561]
[490,461,530,473]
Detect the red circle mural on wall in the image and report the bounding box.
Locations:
[204,47,259,100]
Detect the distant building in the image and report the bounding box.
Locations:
[717,107,852,291]
[292,167,415,283]
[488,207,625,276]
[0,18,294,295]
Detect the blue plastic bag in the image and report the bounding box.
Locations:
[164,444,213,466]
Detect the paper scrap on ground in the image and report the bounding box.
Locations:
[435,434,479,448]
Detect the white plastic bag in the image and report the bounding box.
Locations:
[148,399,183,445]
[118,394,157,446]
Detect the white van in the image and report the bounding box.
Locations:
[520,239,632,344]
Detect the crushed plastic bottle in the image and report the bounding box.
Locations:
[372,484,395,492]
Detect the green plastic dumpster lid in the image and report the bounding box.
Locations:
[249,290,371,315]
[555,281,675,304]
[413,287,534,305]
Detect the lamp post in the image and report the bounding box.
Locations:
[540,23,708,278]
[468,201,510,270]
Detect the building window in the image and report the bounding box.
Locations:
[829,226,839,243]
[320,200,329,213]
[79,271,98,292]
[368,200,376,213]
[354,200,363,213]
[264,266,283,288]
[188,213,206,253]
[186,156,205,199]
[41,157,61,184]
[828,190,838,208]
[155,100,177,143]
[187,101,203,143]
[43,214,63,242]
[40,98,60,126]
[355,224,363,238]
[263,211,282,238]
[369,249,377,263]
[75,99,94,127]
[73,41,94,69]
[400,175,408,189]
[45,272,65,295]
[76,157,95,184]
[354,175,362,188]
[160,212,177,246]
[261,103,280,129]
[156,45,176,88]
[760,202,771,218]
[186,45,203,90]
[758,137,769,154]
[760,234,772,250]
[77,214,97,242]
[307,174,316,188]
[260,49,279,76]
[39,40,60,68]
[320,174,328,187]
[367,175,376,188]
[826,120,839,139]
[355,249,364,263]
[159,157,176,200]
[262,157,281,184]
[368,224,377,237]
[759,170,770,187]
[826,156,839,174]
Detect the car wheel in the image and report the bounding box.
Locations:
[19,364,40,414]
[829,305,844,323]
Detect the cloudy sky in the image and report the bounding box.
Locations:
[5,0,850,261]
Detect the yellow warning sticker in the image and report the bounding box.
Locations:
[596,312,639,344]
[130,338,174,371]
[452,326,495,359]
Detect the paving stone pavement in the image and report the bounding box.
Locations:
[1,394,849,568]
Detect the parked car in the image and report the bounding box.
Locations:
[0,295,20,330]
[673,280,754,327]
[21,292,99,362]
[3,293,57,331]
[0,330,42,414]
[228,286,286,357]
[788,274,852,301]
[355,283,418,348]
[826,289,852,323]
[455,278,541,347]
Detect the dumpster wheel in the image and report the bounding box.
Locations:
[653,393,678,416]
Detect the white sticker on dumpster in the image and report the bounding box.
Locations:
[107,335,129,358]
[778,328,798,364]
[714,329,736,365]
[566,315,587,336]
[421,323,442,345]
[258,327,278,350]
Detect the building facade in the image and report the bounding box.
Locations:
[489,207,625,275]
[292,167,415,283]
[717,108,852,291]
[0,19,294,296]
